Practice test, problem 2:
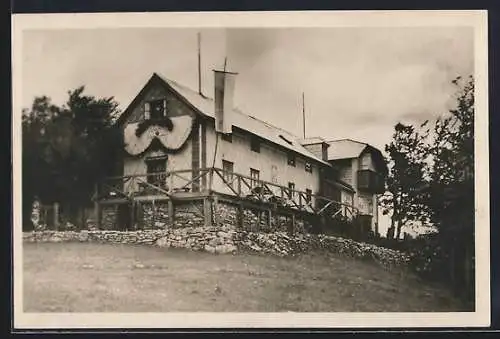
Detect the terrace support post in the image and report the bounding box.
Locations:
[130,201,135,232]
[167,199,174,229]
[152,200,156,230]
[290,213,296,236]
[267,210,272,230]
[208,168,214,193]
[203,197,213,227]
[169,173,174,194]
[212,195,219,226]
[94,183,101,230]
[53,202,59,231]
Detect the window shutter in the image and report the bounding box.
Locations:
[144,102,151,120]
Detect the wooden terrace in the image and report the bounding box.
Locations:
[94,168,359,230]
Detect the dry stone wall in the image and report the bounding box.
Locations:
[23,226,410,269]
[73,197,411,269]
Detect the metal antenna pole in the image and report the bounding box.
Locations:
[302,92,306,139]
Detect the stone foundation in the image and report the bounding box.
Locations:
[139,201,170,230]
[175,201,205,228]
[98,198,315,234]
[214,200,312,234]
[101,205,118,230]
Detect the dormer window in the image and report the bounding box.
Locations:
[250,137,260,153]
[145,99,167,120]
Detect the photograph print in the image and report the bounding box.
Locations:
[12,10,490,329]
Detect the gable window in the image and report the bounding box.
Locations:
[305,162,312,173]
[250,168,260,188]
[222,160,234,186]
[287,182,295,199]
[305,189,312,203]
[146,157,167,188]
[287,153,296,167]
[250,137,261,153]
[221,133,232,143]
[361,153,371,170]
[145,99,167,120]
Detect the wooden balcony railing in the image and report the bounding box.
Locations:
[98,168,359,220]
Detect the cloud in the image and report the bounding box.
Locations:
[221,27,473,150]
[22,26,473,152]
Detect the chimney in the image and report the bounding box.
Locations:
[213,69,237,134]
[300,137,330,162]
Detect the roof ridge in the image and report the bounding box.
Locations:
[243,111,298,138]
[328,138,368,145]
[156,72,330,165]
[159,72,302,140]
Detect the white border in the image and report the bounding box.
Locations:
[12,10,490,329]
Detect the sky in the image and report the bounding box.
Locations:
[22,27,474,237]
[22,27,473,151]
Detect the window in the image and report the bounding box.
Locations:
[305,189,312,203]
[250,168,260,188]
[145,99,166,120]
[305,162,312,173]
[271,165,278,184]
[221,133,232,143]
[250,137,260,153]
[287,182,295,199]
[287,153,296,167]
[222,160,234,186]
[146,157,167,187]
[361,154,371,170]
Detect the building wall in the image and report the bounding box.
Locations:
[340,190,355,219]
[120,81,197,193]
[204,123,321,204]
[331,157,380,233]
[122,143,193,194]
[338,164,353,184]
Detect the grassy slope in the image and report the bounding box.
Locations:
[23,242,470,312]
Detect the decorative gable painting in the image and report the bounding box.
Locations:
[117,76,201,195]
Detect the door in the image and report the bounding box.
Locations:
[146,157,167,188]
[117,203,132,231]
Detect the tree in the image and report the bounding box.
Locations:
[22,87,123,229]
[424,76,475,298]
[426,76,474,232]
[380,122,430,239]
[382,75,475,300]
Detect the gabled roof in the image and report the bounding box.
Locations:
[327,139,388,176]
[327,139,369,160]
[117,73,331,166]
